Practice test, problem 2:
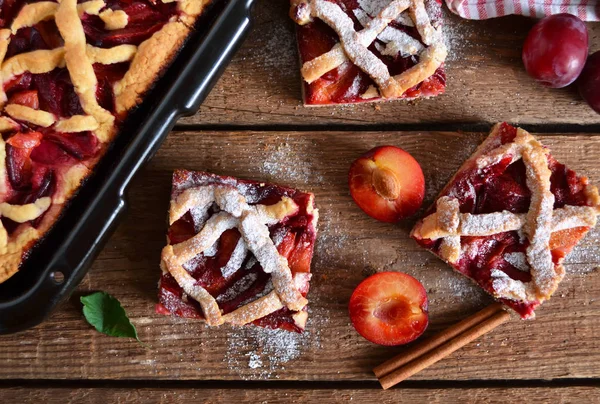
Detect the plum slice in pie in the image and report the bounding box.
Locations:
[0,0,214,283]
[157,170,319,332]
[411,123,600,319]
[289,0,447,105]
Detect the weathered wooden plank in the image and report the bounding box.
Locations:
[1,386,599,403]
[179,0,600,126]
[0,131,598,381]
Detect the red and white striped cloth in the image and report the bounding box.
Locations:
[445,0,600,21]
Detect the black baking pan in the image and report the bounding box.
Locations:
[0,0,256,334]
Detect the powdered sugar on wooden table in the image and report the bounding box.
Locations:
[258,139,325,185]
[224,306,328,379]
[564,227,600,275]
[226,327,302,378]
[442,12,473,63]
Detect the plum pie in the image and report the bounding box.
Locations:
[289,0,447,105]
[0,0,214,283]
[412,123,600,319]
[157,170,319,332]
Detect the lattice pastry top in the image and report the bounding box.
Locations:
[290,0,447,100]
[412,126,600,305]
[161,183,315,327]
[1,0,207,136]
[0,0,210,283]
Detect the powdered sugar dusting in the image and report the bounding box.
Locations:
[358,0,398,17]
[189,205,210,232]
[504,252,529,272]
[226,327,301,378]
[166,184,307,325]
[312,0,392,86]
[459,210,523,236]
[203,241,218,257]
[258,140,324,185]
[182,254,205,272]
[426,267,489,311]
[217,273,258,303]
[353,8,423,57]
[411,0,439,45]
[490,269,531,301]
[523,144,556,297]
[224,306,328,379]
[441,10,473,63]
[220,238,248,278]
[247,352,263,369]
[564,226,600,275]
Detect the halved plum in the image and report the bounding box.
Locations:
[349,146,425,222]
[349,272,429,346]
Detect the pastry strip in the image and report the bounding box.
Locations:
[162,185,308,326]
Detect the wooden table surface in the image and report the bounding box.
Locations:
[2,1,600,402]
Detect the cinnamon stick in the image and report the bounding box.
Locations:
[378,309,511,390]
[374,302,504,378]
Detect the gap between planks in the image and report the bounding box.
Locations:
[170,122,600,134]
[0,378,600,389]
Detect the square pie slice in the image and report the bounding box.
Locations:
[0,0,215,283]
[411,123,600,319]
[157,170,319,332]
[289,0,447,105]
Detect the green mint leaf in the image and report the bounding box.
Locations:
[80,292,144,345]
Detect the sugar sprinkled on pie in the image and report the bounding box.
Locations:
[411,123,600,319]
[157,170,319,332]
[289,0,447,105]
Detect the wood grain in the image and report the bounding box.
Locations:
[1,386,599,403]
[0,130,599,382]
[178,0,600,127]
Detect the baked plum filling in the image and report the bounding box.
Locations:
[294,0,446,105]
[0,0,214,284]
[157,171,318,332]
[0,0,26,29]
[0,0,201,276]
[1,65,100,233]
[6,71,85,117]
[81,1,178,47]
[412,123,598,318]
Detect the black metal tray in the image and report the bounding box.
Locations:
[0,0,256,334]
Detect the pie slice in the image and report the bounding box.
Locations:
[411,123,600,319]
[0,0,215,283]
[157,170,319,332]
[289,0,447,106]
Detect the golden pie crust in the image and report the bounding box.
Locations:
[0,0,212,283]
